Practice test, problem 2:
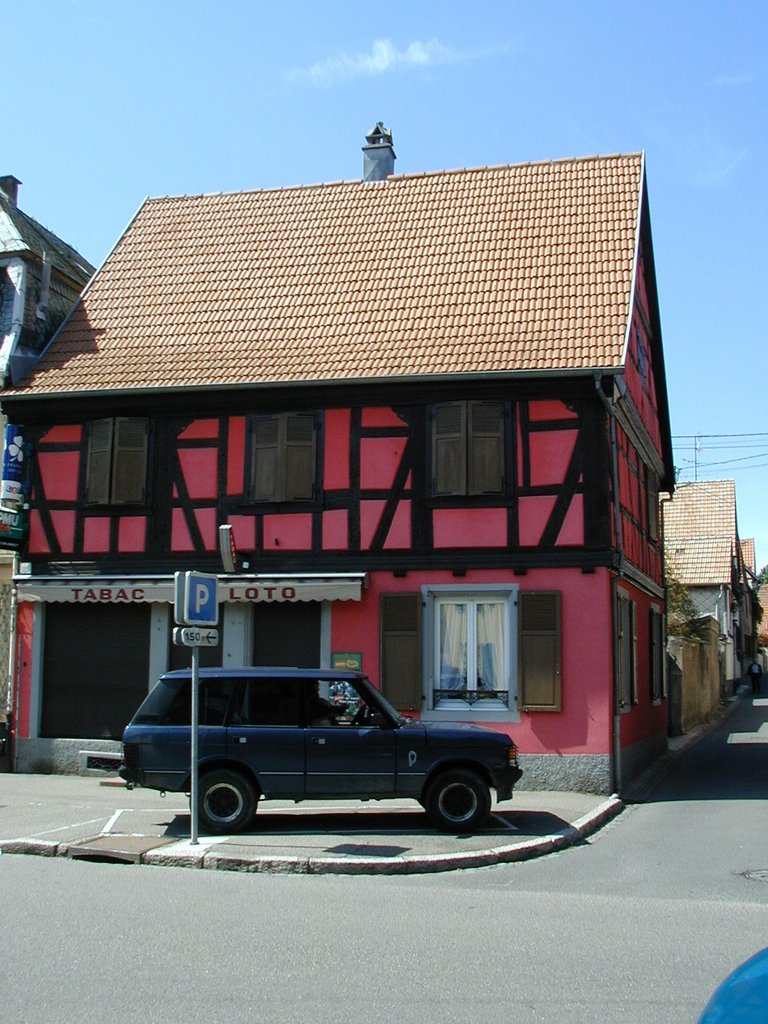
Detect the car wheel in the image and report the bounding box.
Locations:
[425,769,491,833]
[199,769,257,834]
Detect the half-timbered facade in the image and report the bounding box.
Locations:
[1,141,674,791]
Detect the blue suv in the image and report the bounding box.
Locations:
[120,667,523,834]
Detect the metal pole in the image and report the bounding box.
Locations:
[190,644,200,844]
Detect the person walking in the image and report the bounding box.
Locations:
[747,659,763,695]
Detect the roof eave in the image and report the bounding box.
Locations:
[1,364,626,405]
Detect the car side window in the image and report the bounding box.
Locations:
[159,678,237,726]
[233,680,301,727]
[306,679,388,728]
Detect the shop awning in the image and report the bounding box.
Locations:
[14,573,367,604]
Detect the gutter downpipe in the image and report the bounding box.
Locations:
[594,370,625,794]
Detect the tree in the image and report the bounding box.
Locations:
[666,565,709,641]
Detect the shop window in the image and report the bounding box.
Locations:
[250,413,316,501]
[85,417,148,504]
[431,401,504,496]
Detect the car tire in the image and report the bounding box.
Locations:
[425,769,491,833]
[199,769,257,834]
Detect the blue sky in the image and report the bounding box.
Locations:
[5,0,767,568]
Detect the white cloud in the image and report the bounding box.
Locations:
[712,73,756,87]
[290,37,463,84]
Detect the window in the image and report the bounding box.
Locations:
[250,413,316,501]
[431,401,504,496]
[616,589,637,709]
[85,417,148,504]
[423,585,516,717]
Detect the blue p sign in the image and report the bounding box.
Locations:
[178,571,219,626]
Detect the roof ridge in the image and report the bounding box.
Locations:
[144,151,645,206]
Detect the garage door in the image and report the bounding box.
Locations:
[41,603,151,739]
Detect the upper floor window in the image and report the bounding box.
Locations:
[431,401,504,496]
[85,417,148,504]
[250,413,317,502]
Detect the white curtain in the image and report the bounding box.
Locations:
[477,602,504,693]
[439,603,467,692]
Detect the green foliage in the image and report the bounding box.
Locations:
[666,567,710,641]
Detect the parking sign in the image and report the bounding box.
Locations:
[175,571,219,626]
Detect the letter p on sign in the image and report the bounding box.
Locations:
[175,571,219,626]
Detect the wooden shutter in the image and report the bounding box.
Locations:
[432,403,466,495]
[616,591,637,708]
[252,416,279,500]
[380,593,422,710]
[85,418,113,504]
[112,418,148,503]
[649,606,664,702]
[284,414,316,500]
[519,591,561,711]
[468,401,504,494]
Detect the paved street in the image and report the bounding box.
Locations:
[1,693,767,1023]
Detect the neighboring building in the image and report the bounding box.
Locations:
[662,480,756,685]
[0,176,94,744]
[0,132,674,793]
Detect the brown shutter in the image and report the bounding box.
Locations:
[284,414,316,500]
[112,418,148,503]
[468,401,504,494]
[519,591,561,711]
[433,403,466,495]
[85,419,113,504]
[380,593,422,710]
[252,416,279,500]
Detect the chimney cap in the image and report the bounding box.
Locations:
[365,122,393,147]
[0,175,22,205]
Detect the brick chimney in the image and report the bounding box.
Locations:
[362,123,395,181]
[0,175,22,206]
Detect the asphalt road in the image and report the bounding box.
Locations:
[2,694,766,1024]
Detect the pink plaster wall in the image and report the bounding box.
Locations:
[328,567,615,756]
[263,513,312,550]
[360,437,407,490]
[178,449,218,500]
[432,508,507,548]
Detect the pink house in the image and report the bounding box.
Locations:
[1,129,674,792]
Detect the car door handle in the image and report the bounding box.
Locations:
[311,737,326,745]
[233,736,247,744]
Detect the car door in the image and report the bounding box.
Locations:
[226,677,305,798]
[303,679,397,796]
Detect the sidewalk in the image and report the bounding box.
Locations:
[0,773,623,875]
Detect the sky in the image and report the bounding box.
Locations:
[4,0,767,570]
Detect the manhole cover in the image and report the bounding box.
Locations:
[740,869,768,883]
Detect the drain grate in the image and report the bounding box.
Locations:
[740,870,768,883]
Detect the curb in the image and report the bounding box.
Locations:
[0,795,625,875]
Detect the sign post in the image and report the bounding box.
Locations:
[174,571,219,845]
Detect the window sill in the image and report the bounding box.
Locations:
[421,705,520,724]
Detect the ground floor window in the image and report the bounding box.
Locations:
[423,585,517,719]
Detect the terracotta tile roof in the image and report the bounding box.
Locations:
[5,153,645,396]
[662,480,740,586]
[741,538,756,575]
